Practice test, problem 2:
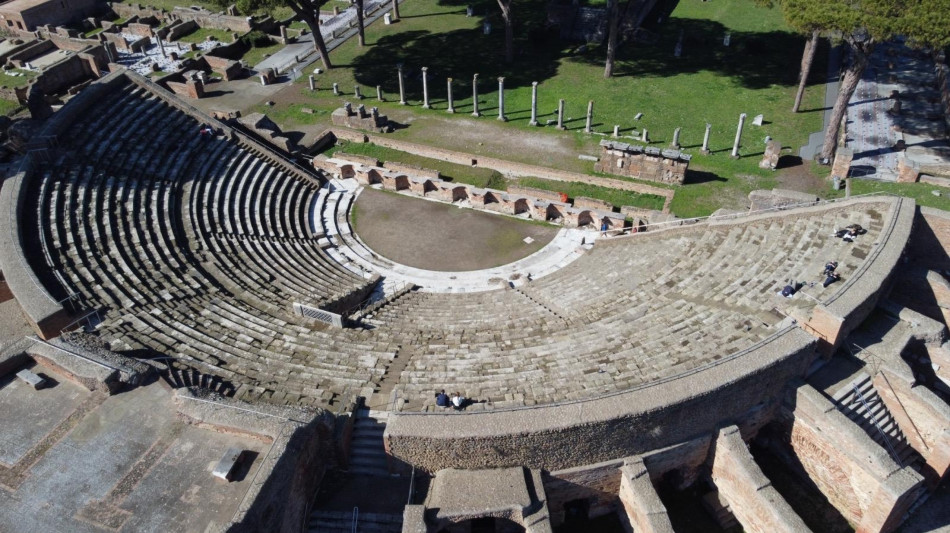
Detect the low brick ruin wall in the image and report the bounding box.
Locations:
[329,129,675,213]
[314,155,625,229]
[384,326,817,473]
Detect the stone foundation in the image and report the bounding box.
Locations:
[593,140,690,185]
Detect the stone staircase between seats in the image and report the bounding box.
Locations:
[349,408,392,477]
[306,509,402,533]
[832,372,922,469]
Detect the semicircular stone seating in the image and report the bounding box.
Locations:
[21,73,897,414]
[367,202,889,410]
[25,77,395,409]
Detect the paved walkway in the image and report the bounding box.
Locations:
[255,0,398,74]
[800,45,842,162]
[320,179,598,294]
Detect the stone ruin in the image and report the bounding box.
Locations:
[758,139,781,170]
[237,112,298,153]
[331,102,391,133]
[594,139,691,185]
[313,154,626,230]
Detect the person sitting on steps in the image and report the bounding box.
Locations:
[435,389,450,408]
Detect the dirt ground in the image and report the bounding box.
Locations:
[352,187,558,272]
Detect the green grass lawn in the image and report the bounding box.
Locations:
[242,40,284,67]
[0,68,37,89]
[257,0,850,217]
[175,27,233,43]
[328,141,667,209]
[0,99,23,115]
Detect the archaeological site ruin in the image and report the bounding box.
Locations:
[0,69,948,533]
[0,0,948,527]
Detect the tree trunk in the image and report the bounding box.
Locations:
[818,43,871,162]
[497,0,513,63]
[792,29,819,113]
[391,0,400,20]
[308,16,333,69]
[356,0,365,46]
[604,0,619,78]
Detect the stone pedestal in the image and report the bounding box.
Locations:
[830,147,853,181]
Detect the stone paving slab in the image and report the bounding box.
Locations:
[0,364,90,466]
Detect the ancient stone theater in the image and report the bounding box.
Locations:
[1,71,950,533]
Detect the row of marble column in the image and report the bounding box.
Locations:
[310,66,752,156]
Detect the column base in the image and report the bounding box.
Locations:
[422,104,431,109]
[497,116,507,122]
[556,126,566,131]
[400,100,407,105]
[472,111,481,117]
[700,149,710,155]
[528,121,538,126]
[671,143,681,150]
[447,108,455,113]
[730,154,740,160]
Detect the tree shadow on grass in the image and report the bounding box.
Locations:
[683,169,726,185]
[351,0,810,99]
[573,17,807,90]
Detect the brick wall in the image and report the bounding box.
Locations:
[335,129,675,213]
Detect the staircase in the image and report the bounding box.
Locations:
[832,372,921,468]
[349,408,392,477]
[700,490,740,531]
[307,509,403,533]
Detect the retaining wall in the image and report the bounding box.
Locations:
[384,326,817,473]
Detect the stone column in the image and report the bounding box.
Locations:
[333,82,340,95]
[529,81,539,126]
[642,129,649,143]
[497,77,506,121]
[731,113,747,158]
[398,64,406,105]
[156,34,166,58]
[377,85,383,101]
[701,123,711,154]
[279,24,288,44]
[556,99,565,130]
[671,127,681,149]
[446,78,455,113]
[421,67,430,109]
[472,74,480,117]
[584,101,593,133]
[355,86,362,99]
[308,75,315,91]
[613,125,620,137]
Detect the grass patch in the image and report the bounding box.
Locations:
[326,141,507,189]
[84,27,104,38]
[825,179,950,212]
[0,99,23,115]
[175,27,233,44]
[513,177,667,211]
[0,68,37,89]
[327,142,665,210]
[240,31,283,67]
[124,0,218,12]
